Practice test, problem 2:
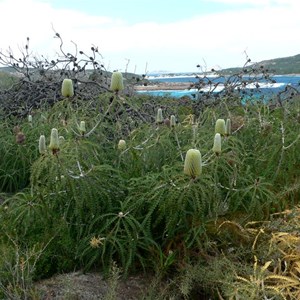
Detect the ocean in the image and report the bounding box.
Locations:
[136,74,300,99]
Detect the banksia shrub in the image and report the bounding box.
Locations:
[49,128,60,154]
[212,133,222,155]
[79,121,86,135]
[39,135,46,154]
[184,149,202,179]
[225,118,231,136]
[110,71,124,92]
[61,78,74,97]
[118,139,126,150]
[156,108,163,124]
[215,119,226,135]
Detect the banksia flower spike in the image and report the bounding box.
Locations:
[215,119,226,135]
[39,135,47,154]
[164,118,170,127]
[156,108,163,124]
[213,133,222,155]
[59,136,65,145]
[61,78,74,98]
[184,149,202,179]
[14,126,25,144]
[170,115,176,127]
[28,114,32,123]
[16,131,25,144]
[79,121,86,135]
[110,71,124,93]
[225,118,231,136]
[49,128,60,154]
[118,139,126,150]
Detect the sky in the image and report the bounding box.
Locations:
[0,0,299,74]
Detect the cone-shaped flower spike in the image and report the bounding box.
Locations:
[212,133,222,155]
[28,114,32,123]
[79,121,86,135]
[14,126,25,144]
[225,119,231,136]
[49,128,60,154]
[170,115,176,127]
[39,135,46,154]
[110,71,124,92]
[156,108,163,124]
[164,118,170,127]
[15,131,25,144]
[215,119,226,135]
[184,149,202,179]
[59,136,65,145]
[118,139,126,150]
[61,79,74,98]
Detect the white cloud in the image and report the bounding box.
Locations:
[0,0,299,73]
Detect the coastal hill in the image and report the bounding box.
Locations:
[221,53,300,75]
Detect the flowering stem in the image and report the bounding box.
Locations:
[173,129,184,162]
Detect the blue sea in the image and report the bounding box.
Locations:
[136,74,300,99]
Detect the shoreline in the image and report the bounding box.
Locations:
[134,82,193,91]
[134,73,300,92]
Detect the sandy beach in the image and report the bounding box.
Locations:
[134,82,193,91]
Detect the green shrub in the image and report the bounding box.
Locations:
[0,92,299,297]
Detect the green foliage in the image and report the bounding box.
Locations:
[0,90,299,299]
[0,71,19,90]
[77,202,157,274]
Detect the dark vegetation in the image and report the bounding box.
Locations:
[0,32,300,299]
[190,52,300,111]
